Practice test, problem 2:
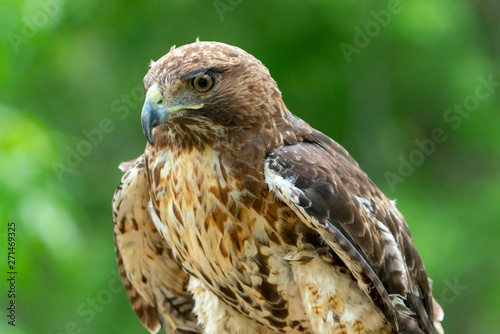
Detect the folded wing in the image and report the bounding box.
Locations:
[113,156,200,334]
[265,119,443,334]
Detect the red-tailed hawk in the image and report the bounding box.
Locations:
[113,41,444,334]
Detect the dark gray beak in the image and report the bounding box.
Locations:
[141,97,160,145]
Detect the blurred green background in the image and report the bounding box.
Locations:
[1,0,499,333]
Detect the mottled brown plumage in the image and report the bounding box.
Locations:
[113,41,444,334]
[113,157,200,333]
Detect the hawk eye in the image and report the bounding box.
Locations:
[193,73,214,92]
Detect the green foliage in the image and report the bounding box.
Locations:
[0,0,498,333]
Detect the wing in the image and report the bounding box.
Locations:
[113,156,200,334]
[264,117,443,334]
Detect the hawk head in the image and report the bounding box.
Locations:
[141,41,286,146]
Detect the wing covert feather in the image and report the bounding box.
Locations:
[265,125,442,334]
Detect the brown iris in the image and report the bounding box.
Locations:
[193,73,214,92]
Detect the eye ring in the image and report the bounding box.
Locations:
[193,73,215,92]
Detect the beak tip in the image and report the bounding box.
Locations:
[141,121,155,146]
[141,97,158,147]
[142,123,155,146]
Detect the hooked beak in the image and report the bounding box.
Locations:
[141,84,204,145]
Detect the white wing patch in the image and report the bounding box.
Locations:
[376,220,409,291]
[264,163,302,206]
[353,195,373,214]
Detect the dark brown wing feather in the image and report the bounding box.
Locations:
[113,156,200,334]
[266,116,442,334]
